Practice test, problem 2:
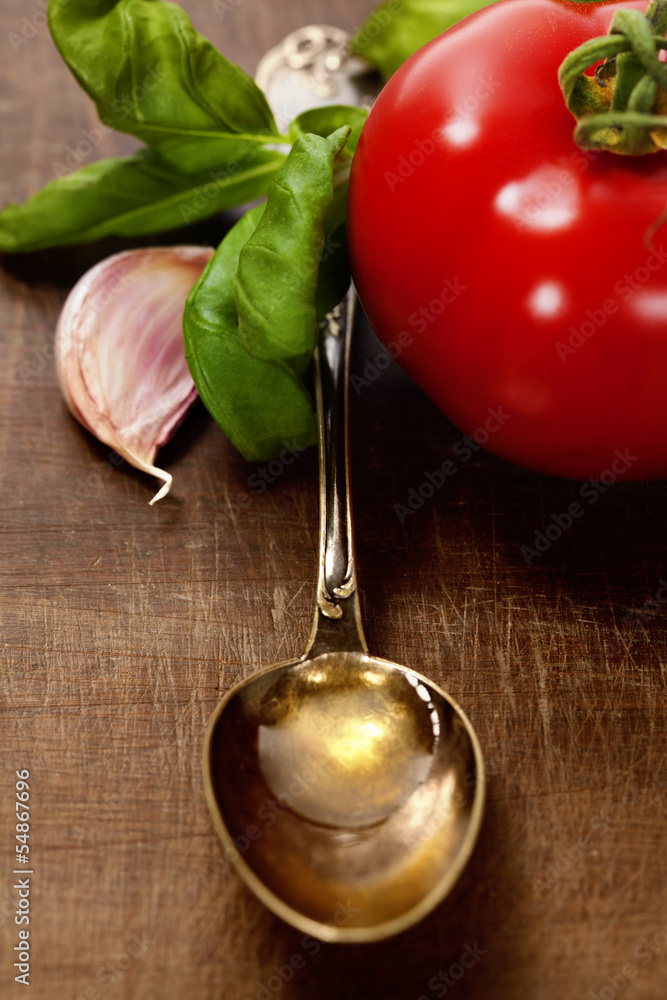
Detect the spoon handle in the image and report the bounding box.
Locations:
[305,285,368,658]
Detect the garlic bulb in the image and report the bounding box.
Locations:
[55,245,213,504]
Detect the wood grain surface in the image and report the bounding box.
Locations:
[1,1,666,998]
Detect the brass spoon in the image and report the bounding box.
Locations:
[203,29,485,945]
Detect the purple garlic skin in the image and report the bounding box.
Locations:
[55,245,214,503]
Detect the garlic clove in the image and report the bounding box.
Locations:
[55,245,213,504]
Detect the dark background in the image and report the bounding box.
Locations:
[1,1,666,997]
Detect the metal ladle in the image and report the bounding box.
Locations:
[203,27,485,944]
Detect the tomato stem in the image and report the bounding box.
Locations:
[558,2,667,155]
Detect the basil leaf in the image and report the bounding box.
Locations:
[48,0,280,169]
[185,126,355,461]
[235,125,351,361]
[280,112,357,313]
[0,148,284,253]
[148,135,277,175]
[350,0,504,78]
[287,107,369,240]
[288,106,369,153]
[184,205,317,462]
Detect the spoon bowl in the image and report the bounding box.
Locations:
[205,650,484,942]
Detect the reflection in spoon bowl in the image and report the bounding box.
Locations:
[207,652,482,940]
[257,657,441,828]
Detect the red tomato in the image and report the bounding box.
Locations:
[348,0,667,481]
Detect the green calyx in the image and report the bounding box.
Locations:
[559,0,667,155]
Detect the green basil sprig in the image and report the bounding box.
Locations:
[0,148,284,253]
[1,0,366,463]
[184,125,352,461]
[48,0,281,171]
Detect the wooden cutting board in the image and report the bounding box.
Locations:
[1,1,665,997]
